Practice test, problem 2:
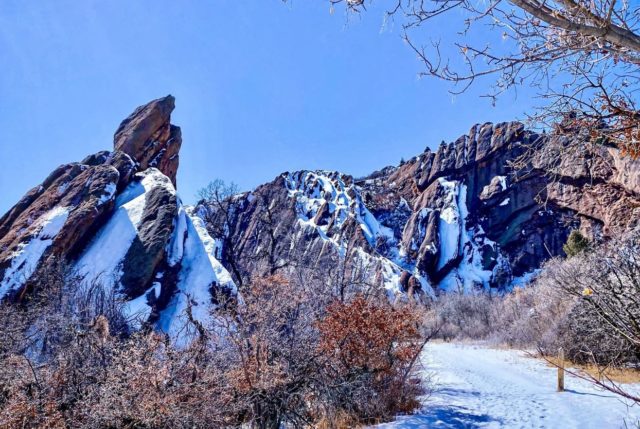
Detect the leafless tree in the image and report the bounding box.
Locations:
[542,232,640,353]
[197,179,246,286]
[321,0,640,156]
[516,234,640,404]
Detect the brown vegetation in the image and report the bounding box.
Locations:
[425,231,640,405]
[0,268,429,428]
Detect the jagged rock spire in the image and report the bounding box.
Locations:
[0,96,184,300]
[114,95,182,187]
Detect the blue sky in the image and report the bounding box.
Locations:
[0,1,539,213]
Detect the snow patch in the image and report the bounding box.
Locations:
[98,182,117,205]
[438,182,495,292]
[496,175,507,190]
[75,169,175,290]
[0,206,71,299]
[124,282,161,329]
[510,269,541,288]
[157,208,236,345]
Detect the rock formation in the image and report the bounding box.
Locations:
[0,96,234,342]
[114,95,182,186]
[2,96,639,340]
[199,122,640,297]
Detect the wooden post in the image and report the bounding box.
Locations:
[557,347,565,392]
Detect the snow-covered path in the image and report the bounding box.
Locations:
[377,342,640,429]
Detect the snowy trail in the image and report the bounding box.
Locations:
[377,342,640,429]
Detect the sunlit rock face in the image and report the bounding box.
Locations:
[114,95,182,187]
[0,97,235,342]
[2,96,639,341]
[200,121,640,297]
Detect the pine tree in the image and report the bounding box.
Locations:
[563,230,590,257]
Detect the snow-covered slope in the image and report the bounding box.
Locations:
[0,206,70,299]
[75,168,236,336]
[376,342,640,429]
[75,169,171,290]
[157,205,236,344]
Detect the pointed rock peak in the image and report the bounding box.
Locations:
[113,95,182,186]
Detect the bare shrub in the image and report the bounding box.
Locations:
[429,292,496,340]
[317,295,427,424]
[532,234,640,366]
[425,273,573,355]
[0,262,430,428]
[77,333,234,428]
[204,277,430,427]
[491,276,573,353]
[0,264,127,428]
[206,274,328,428]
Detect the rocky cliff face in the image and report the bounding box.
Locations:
[200,122,640,298]
[2,97,639,337]
[0,96,235,341]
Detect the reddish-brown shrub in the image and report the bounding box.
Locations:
[317,295,426,422]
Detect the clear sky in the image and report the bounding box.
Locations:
[0,0,539,214]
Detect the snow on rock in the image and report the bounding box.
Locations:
[480,175,509,200]
[286,170,423,294]
[0,206,70,299]
[438,183,496,292]
[98,182,117,205]
[125,282,161,329]
[436,178,461,271]
[75,168,174,289]
[355,195,395,246]
[286,171,352,230]
[354,247,433,299]
[75,168,236,339]
[497,175,507,191]
[510,269,541,288]
[285,170,436,297]
[166,203,188,267]
[157,206,236,345]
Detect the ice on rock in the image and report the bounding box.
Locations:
[157,208,236,345]
[436,178,461,271]
[438,183,495,292]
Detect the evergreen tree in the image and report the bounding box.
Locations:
[563,230,590,257]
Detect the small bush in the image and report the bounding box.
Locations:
[563,230,590,257]
[317,296,426,423]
